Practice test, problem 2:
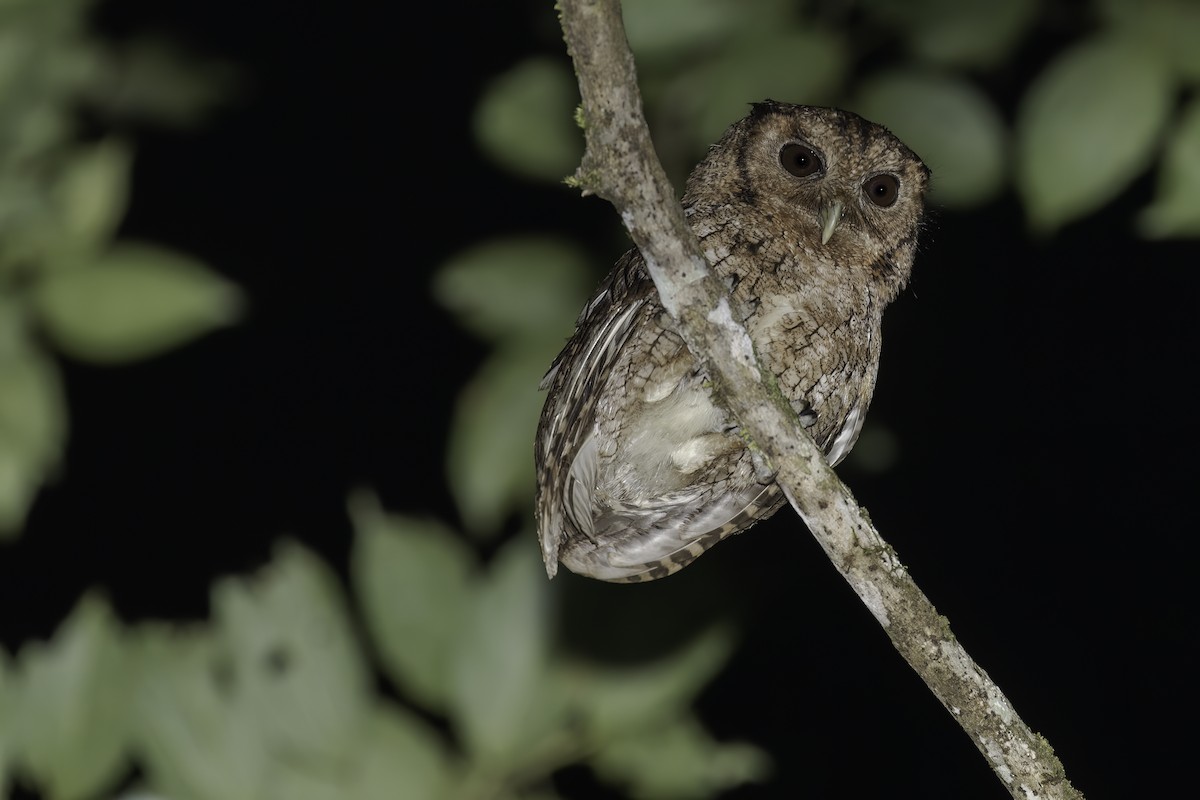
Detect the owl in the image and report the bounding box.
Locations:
[535,101,929,583]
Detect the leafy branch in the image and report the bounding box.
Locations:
[556,1,1083,798]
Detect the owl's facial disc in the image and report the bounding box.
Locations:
[818,200,844,245]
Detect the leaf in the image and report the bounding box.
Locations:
[1016,35,1173,232]
[129,623,264,800]
[622,0,792,61]
[450,536,552,763]
[348,495,477,710]
[0,650,11,792]
[1139,97,1200,238]
[843,422,900,475]
[33,242,242,363]
[210,541,372,762]
[562,624,735,740]
[260,762,343,800]
[53,138,132,247]
[1100,0,1200,82]
[0,315,66,538]
[590,714,770,799]
[853,70,1007,209]
[864,0,1037,69]
[446,344,560,536]
[357,705,455,800]
[676,30,848,152]
[431,237,594,343]
[473,57,582,183]
[112,790,171,800]
[436,237,595,535]
[11,592,132,800]
[83,37,239,127]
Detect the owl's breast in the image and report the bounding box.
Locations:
[745,288,881,463]
[594,307,744,503]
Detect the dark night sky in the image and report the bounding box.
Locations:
[3,2,1198,798]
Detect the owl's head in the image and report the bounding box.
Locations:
[684,101,930,297]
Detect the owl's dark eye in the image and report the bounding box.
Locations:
[863,174,900,207]
[780,143,823,178]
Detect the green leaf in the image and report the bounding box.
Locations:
[1016,35,1173,232]
[82,37,239,127]
[843,422,900,474]
[853,71,1007,209]
[676,30,848,152]
[447,345,559,536]
[359,705,455,800]
[112,790,171,800]
[590,714,770,799]
[130,623,264,800]
[11,592,132,800]
[1100,0,1200,82]
[0,313,66,538]
[864,0,1037,69]
[622,0,792,60]
[562,624,735,740]
[431,236,594,343]
[450,536,552,763]
[348,495,477,710]
[210,541,372,762]
[33,241,242,363]
[473,57,582,183]
[53,138,132,248]
[0,650,11,792]
[1139,97,1200,238]
[136,547,386,800]
[622,0,737,57]
[260,761,344,800]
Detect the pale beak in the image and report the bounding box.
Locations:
[818,200,844,245]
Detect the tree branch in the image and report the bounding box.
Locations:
[556,2,1082,798]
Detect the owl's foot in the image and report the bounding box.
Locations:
[749,447,777,484]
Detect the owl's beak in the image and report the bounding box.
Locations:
[818,201,844,245]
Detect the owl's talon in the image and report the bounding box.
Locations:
[750,450,778,484]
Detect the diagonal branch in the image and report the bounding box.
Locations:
[556,2,1082,798]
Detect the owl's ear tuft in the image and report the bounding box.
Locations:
[750,99,792,119]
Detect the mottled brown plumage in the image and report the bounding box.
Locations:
[536,102,929,582]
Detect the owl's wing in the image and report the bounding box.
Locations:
[566,480,785,582]
[535,249,654,577]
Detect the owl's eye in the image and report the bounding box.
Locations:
[780,143,823,178]
[863,174,900,207]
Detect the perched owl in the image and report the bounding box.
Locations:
[535,101,929,583]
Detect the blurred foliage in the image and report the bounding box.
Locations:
[4,0,769,797]
[0,0,240,539]
[474,58,585,183]
[477,0,1200,232]
[353,500,767,800]
[1015,34,1173,232]
[432,237,594,537]
[2,542,421,800]
[7,1,1199,799]
[0,500,768,799]
[853,70,1006,208]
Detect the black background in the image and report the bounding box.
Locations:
[3,1,1197,798]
